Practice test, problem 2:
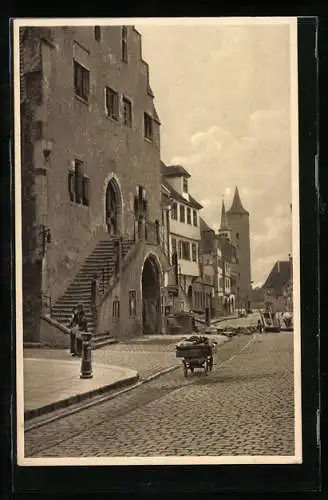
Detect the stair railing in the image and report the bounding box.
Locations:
[95,237,123,302]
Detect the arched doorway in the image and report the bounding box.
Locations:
[105,178,122,236]
[142,255,161,334]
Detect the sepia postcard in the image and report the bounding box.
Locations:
[13,17,303,467]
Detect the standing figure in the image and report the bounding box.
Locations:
[68,303,88,356]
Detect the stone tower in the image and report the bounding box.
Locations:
[226,187,252,304]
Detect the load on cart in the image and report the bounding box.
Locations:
[176,335,217,377]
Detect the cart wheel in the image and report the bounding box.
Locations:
[183,360,188,378]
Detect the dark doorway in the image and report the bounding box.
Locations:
[105,179,121,236]
[142,255,161,334]
[187,285,193,309]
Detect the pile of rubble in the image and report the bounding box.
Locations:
[204,325,259,337]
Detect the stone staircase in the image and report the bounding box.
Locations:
[51,237,135,346]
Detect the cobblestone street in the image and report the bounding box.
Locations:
[25,332,294,458]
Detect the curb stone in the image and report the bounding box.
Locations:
[24,373,139,422]
[24,365,181,431]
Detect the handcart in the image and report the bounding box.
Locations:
[176,335,217,377]
[258,309,281,332]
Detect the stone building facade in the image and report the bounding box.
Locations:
[20,25,170,343]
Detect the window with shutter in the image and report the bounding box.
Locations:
[105,87,119,120]
[68,170,75,202]
[74,60,90,101]
[74,160,84,204]
[144,113,153,140]
[123,96,132,126]
[82,176,90,206]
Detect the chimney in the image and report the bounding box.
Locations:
[277,261,280,273]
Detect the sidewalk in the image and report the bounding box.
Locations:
[23,334,229,420]
[24,358,138,420]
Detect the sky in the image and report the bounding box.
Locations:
[137,21,294,287]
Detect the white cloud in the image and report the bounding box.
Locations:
[138,24,292,284]
[170,114,292,283]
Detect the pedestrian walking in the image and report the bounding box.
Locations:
[68,303,88,356]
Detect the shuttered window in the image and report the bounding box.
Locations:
[82,176,90,206]
[74,160,84,204]
[105,87,119,120]
[68,170,75,202]
[74,60,90,101]
[68,160,90,207]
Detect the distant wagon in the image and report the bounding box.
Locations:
[258,310,281,333]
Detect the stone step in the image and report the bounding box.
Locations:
[51,237,135,336]
[51,308,93,322]
[77,266,116,275]
[56,289,94,296]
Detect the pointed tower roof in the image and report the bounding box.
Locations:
[227,186,249,215]
[220,199,230,231]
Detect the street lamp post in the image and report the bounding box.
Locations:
[80,331,93,379]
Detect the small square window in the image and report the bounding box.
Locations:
[144,113,153,141]
[123,96,132,127]
[74,60,90,101]
[105,87,119,120]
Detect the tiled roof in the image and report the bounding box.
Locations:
[200,217,212,232]
[227,186,249,215]
[200,218,216,254]
[161,163,191,178]
[161,178,203,210]
[262,260,292,290]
